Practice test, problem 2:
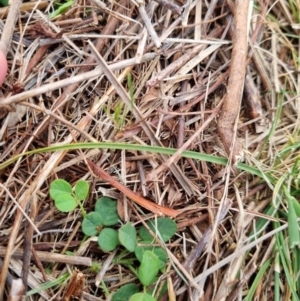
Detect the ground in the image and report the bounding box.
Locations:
[0,0,300,300]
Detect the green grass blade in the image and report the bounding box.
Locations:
[26,273,69,296]
[0,142,270,181]
[285,187,300,249]
[275,222,300,301]
[244,258,271,301]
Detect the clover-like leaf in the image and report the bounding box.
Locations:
[112,284,139,301]
[129,293,156,301]
[135,245,167,269]
[82,212,103,236]
[95,197,119,226]
[50,179,72,200]
[139,218,177,242]
[54,193,77,212]
[137,251,160,286]
[98,228,119,252]
[74,180,89,201]
[119,223,136,252]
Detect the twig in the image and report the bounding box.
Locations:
[31,247,49,282]
[0,53,157,106]
[0,0,22,56]
[217,0,250,163]
[137,160,148,197]
[0,1,47,18]
[95,250,117,286]
[87,159,181,218]
[153,0,182,15]
[136,0,161,48]
[173,199,232,291]
[21,194,37,291]
[177,81,188,148]
[0,247,92,266]
[51,222,82,273]
[146,27,224,87]
[181,0,192,26]
[0,183,40,234]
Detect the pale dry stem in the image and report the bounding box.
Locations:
[217,0,250,163]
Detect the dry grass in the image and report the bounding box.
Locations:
[0,0,300,300]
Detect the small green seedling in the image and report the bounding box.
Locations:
[106,71,135,129]
[49,178,177,300]
[81,197,177,301]
[49,0,74,19]
[50,179,89,215]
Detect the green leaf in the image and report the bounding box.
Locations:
[95,197,119,226]
[54,193,77,212]
[244,258,271,301]
[286,188,300,249]
[26,273,69,296]
[50,179,72,200]
[112,284,139,301]
[98,228,119,252]
[49,0,73,19]
[82,212,103,236]
[137,251,160,286]
[135,245,167,269]
[114,102,123,125]
[127,72,134,107]
[290,194,300,217]
[119,223,136,252]
[139,218,177,243]
[129,293,156,301]
[0,0,9,6]
[74,180,89,200]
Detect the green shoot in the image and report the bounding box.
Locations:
[81,196,177,301]
[50,179,89,216]
[49,0,74,19]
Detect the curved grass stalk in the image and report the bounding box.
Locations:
[0,142,269,180]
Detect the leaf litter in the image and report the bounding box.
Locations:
[0,0,300,300]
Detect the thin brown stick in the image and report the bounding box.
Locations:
[0,247,92,266]
[177,81,187,148]
[179,67,230,112]
[0,53,157,106]
[21,195,37,291]
[87,159,181,218]
[31,247,49,282]
[0,1,47,17]
[217,0,250,163]
[0,0,22,56]
[137,160,148,197]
